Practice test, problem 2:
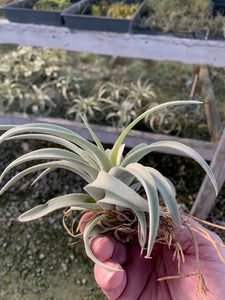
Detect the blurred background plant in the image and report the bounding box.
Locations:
[1,45,224,139]
[66,93,106,122]
[144,101,204,136]
[33,0,73,10]
[88,0,140,18]
[96,79,158,128]
[0,46,83,116]
[137,0,225,39]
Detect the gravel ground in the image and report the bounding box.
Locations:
[0,139,224,300]
[0,140,106,300]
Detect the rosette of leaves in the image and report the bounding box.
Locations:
[0,101,218,273]
[97,81,137,127]
[66,86,108,122]
[0,46,83,117]
[128,79,157,112]
[144,102,204,136]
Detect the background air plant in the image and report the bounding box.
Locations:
[144,102,204,136]
[0,100,223,295]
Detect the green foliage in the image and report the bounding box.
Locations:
[33,0,72,10]
[0,46,209,137]
[0,46,83,116]
[139,0,225,38]
[88,0,140,18]
[0,46,205,135]
[144,102,204,136]
[66,94,105,122]
[93,79,157,128]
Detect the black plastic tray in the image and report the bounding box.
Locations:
[1,0,67,26]
[62,0,145,33]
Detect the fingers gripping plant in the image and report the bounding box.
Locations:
[0,101,222,291]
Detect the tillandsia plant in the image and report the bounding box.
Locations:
[0,101,224,296]
[138,0,225,39]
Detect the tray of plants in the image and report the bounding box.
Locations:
[62,0,145,33]
[0,0,77,26]
[131,0,225,40]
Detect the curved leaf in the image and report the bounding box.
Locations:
[83,214,121,271]
[147,167,182,227]
[81,115,105,151]
[31,168,54,186]
[110,101,202,165]
[108,166,135,186]
[0,123,113,171]
[18,193,99,222]
[6,133,99,169]
[0,148,85,183]
[121,141,218,195]
[123,143,147,160]
[0,160,93,195]
[125,163,159,257]
[85,171,149,211]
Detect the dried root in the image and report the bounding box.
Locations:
[62,208,225,299]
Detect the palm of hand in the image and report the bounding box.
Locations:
[90,219,225,300]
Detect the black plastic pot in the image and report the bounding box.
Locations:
[211,0,225,15]
[62,0,145,33]
[0,0,75,26]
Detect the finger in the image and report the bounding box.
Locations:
[90,234,127,265]
[90,235,114,262]
[110,239,127,265]
[117,245,154,300]
[94,260,127,300]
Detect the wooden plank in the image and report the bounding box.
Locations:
[191,128,225,219]
[0,113,216,161]
[200,67,221,141]
[0,20,225,67]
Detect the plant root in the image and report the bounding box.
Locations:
[62,208,225,299]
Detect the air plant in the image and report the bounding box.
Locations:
[0,100,224,296]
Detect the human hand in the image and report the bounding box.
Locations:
[80,213,225,300]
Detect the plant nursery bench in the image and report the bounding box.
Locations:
[0,19,224,219]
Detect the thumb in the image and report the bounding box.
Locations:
[94,260,127,300]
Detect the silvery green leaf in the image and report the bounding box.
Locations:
[31,168,54,186]
[0,160,93,195]
[147,167,182,227]
[121,140,218,195]
[83,214,121,271]
[108,166,135,186]
[123,143,147,160]
[110,101,202,165]
[125,163,159,257]
[18,193,98,222]
[0,123,112,171]
[0,125,15,130]
[85,171,149,211]
[81,115,105,151]
[6,133,99,169]
[116,144,125,165]
[0,148,84,183]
